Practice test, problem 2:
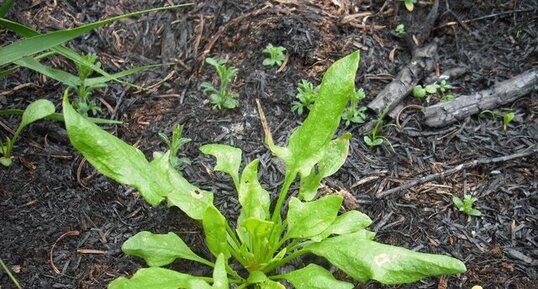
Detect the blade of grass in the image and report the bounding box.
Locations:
[0,0,14,17]
[0,51,57,78]
[84,63,164,87]
[0,19,159,89]
[0,109,122,125]
[0,257,22,289]
[15,56,79,86]
[0,4,191,67]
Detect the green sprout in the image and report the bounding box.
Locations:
[402,0,417,11]
[394,24,406,36]
[413,80,456,101]
[1,99,55,166]
[479,108,515,131]
[70,53,104,116]
[201,57,239,110]
[341,88,367,126]
[452,195,481,217]
[364,106,394,151]
[291,79,318,115]
[262,44,286,67]
[158,124,191,172]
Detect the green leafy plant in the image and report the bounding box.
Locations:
[341,88,367,126]
[291,79,318,115]
[159,124,191,172]
[413,80,456,102]
[63,52,466,288]
[262,44,286,67]
[1,99,55,166]
[70,53,104,116]
[394,24,406,36]
[201,57,239,109]
[452,195,481,217]
[402,0,417,12]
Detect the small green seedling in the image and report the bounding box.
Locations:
[63,52,466,288]
[70,53,104,116]
[364,106,394,151]
[292,79,318,115]
[1,99,55,166]
[402,0,417,11]
[201,57,239,110]
[413,80,456,102]
[479,109,515,131]
[394,24,406,36]
[262,44,286,67]
[341,88,367,126]
[159,124,191,172]
[503,111,515,131]
[452,195,481,217]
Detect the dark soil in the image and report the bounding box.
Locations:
[1,1,537,288]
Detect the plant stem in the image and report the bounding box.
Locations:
[271,172,295,223]
[263,248,309,274]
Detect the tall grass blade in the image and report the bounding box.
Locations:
[0,4,191,67]
[0,0,14,17]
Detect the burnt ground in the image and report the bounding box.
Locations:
[1,0,537,288]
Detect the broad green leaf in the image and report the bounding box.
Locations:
[286,195,342,240]
[0,157,11,166]
[269,51,360,177]
[312,210,373,242]
[0,109,122,124]
[212,254,229,289]
[152,152,213,220]
[425,84,437,94]
[202,205,230,259]
[121,231,209,267]
[308,232,467,284]
[200,144,242,189]
[20,99,55,130]
[63,93,166,205]
[108,267,210,289]
[299,133,351,201]
[241,217,274,266]
[238,160,270,224]
[280,264,353,289]
[259,280,285,289]
[247,271,268,284]
[0,5,190,67]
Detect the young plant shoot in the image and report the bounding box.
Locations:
[452,195,481,217]
[394,24,406,36]
[201,57,239,110]
[63,52,466,288]
[1,99,55,167]
[341,88,367,126]
[158,124,191,172]
[71,53,104,116]
[291,79,318,115]
[262,44,286,67]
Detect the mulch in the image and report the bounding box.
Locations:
[1,0,537,288]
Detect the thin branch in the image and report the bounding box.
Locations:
[376,147,538,198]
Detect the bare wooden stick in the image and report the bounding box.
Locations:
[367,41,438,115]
[422,67,538,127]
[376,147,538,198]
